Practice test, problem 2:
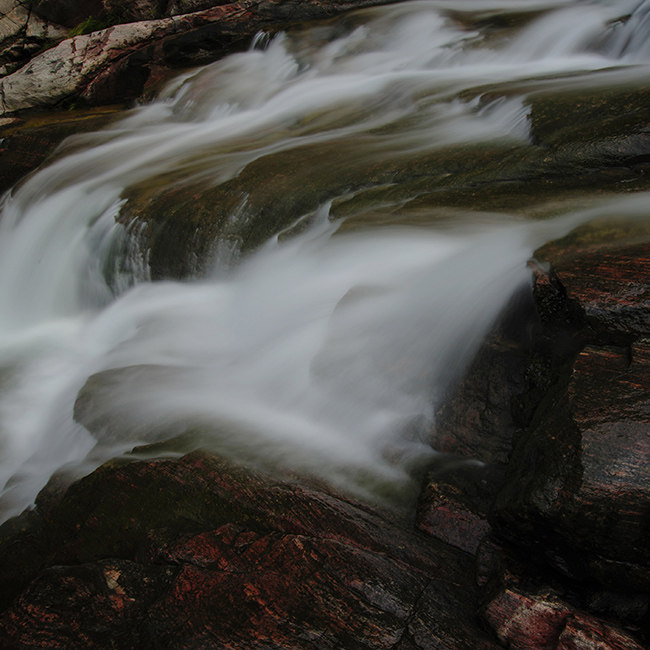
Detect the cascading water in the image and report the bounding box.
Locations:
[1,0,650,521]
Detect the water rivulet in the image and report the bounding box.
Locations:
[1,0,650,521]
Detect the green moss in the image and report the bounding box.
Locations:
[68,16,109,37]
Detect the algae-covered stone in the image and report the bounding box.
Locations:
[0,106,124,194]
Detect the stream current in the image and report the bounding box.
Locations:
[1,0,650,520]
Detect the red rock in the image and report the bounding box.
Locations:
[557,614,646,650]
[0,559,176,650]
[0,452,503,650]
[548,243,650,343]
[493,341,650,589]
[483,587,573,650]
[416,460,503,555]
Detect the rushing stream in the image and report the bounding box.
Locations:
[1,0,650,520]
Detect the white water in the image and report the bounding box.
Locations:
[1,0,650,518]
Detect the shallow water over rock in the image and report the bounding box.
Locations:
[1,0,650,521]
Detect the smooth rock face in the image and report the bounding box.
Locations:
[0,106,123,194]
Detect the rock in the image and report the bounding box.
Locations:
[31,0,106,29]
[541,241,650,345]
[0,451,502,649]
[0,106,123,194]
[492,235,650,592]
[483,586,646,650]
[431,287,536,465]
[483,586,573,650]
[0,559,178,650]
[0,11,226,113]
[529,85,650,150]
[416,457,504,555]
[0,507,46,612]
[0,0,67,76]
[0,0,407,116]
[557,615,647,650]
[167,0,231,15]
[494,339,650,590]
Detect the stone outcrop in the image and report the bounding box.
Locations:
[0,0,403,115]
[0,0,67,76]
[411,223,650,650]
[491,236,650,586]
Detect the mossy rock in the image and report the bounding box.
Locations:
[0,106,125,194]
[529,83,650,148]
[535,218,650,265]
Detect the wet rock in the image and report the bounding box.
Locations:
[476,534,647,649]
[493,341,650,590]
[416,458,504,555]
[542,241,650,345]
[557,615,647,650]
[0,508,46,612]
[486,235,650,635]
[483,586,646,650]
[432,287,536,465]
[0,106,123,194]
[529,84,650,150]
[0,451,502,650]
[0,0,406,116]
[0,559,178,650]
[483,586,573,650]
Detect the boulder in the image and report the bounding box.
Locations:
[0,0,407,116]
[494,339,650,590]
[492,237,650,590]
[0,6,250,114]
[0,0,67,76]
[483,586,646,650]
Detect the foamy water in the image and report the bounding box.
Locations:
[1,0,650,518]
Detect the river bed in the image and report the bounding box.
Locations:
[1,0,650,520]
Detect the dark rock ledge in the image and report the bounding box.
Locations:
[427,221,650,650]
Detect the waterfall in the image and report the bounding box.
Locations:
[1,0,650,520]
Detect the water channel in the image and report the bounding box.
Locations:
[1,0,650,520]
